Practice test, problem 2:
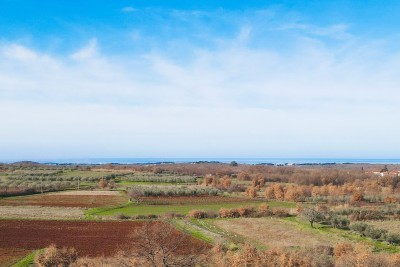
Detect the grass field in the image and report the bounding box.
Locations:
[212,217,347,248]
[87,200,295,217]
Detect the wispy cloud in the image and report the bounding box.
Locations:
[1,8,400,158]
[121,6,136,13]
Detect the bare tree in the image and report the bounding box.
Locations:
[128,222,203,267]
[128,187,144,204]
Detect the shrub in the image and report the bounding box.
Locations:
[115,213,130,220]
[188,210,208,219]
[237,206,256,217]
[257,203,271,217]
[245,186,257,198]
[205,210,219,218]
[219,208,240,218]
[333,242,353,257]
[350,209,384,221]
[350,222,369,234]
[330,215,350,229]
[146,214,158,219]
[98,178,107,189]
[385,233,400,244]
[273,208,290,217]
[35,244,78,267]
[364,226,387,240]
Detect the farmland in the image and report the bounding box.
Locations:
[1,162,400,266]
[0,190,127,208]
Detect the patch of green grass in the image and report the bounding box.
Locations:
[60,170,111,178]
[87,201,284,217]
[172,219,214,243]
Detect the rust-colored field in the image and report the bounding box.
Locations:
[0,192,127,208]
[0,248,32,267]
[0,220,209,261]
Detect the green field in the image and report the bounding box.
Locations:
[87,200,295,217]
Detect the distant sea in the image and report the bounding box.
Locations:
[3,158,400,165]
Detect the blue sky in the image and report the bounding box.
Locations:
[1,1,400,160]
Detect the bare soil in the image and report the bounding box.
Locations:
[0,192,127,208]
[0,248,32,267]
[0,220,209,260]
[0,206,84,219]
[50,190,120,196]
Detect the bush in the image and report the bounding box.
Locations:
[188,210,208,219]
[237,206,256,217]
[273,208,290,217]
[219,208,240,218]
[257,203,271,217]
[115,213,130,220]
[385,233,400,244]
[350,209,384,221]
[35,244,78,267]
[351,223,387,240]
[364,226,387,240]
[187,209,218,219]
[350,222,369,234]
[330,215,350,229]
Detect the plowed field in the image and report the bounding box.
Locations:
[0,192,127,208]
[0,248,32,267]
[0,220,209,265]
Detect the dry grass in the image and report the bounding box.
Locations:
[0,206,84,219]
[212,217,347,248]
[50,190,120,196]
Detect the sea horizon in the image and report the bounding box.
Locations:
[2,158,400,165]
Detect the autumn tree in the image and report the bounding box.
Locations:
[98,178,107,189]
[245,186,257,198]
[265,186,275,199]
[237,172,251,181]
[128,222,204,267]
[221,175,232,189]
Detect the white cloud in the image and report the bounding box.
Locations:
[71,39,98,60]
[122,6,136,13]
[1,24,400,159]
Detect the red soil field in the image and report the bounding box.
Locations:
[0,220,209,261]
[0,248,32,267]
[0,195,127,208]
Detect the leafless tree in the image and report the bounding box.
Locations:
[128,222,202,267]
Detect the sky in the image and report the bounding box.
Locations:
[1,0,400,161]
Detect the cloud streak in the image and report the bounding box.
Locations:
[1,9,400,159]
